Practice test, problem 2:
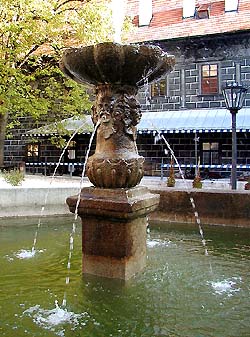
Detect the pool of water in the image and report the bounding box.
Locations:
[0,217,249,337]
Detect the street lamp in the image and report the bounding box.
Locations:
[222,82,248,190]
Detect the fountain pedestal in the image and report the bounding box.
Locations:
[67,186,159,280]
[61,42,175,280]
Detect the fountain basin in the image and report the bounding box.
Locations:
[1,217,250,337]
[60,42,175,87]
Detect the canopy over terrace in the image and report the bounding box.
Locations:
[138,108,250,134]
[24,108,250,176]
[26,108,250,136]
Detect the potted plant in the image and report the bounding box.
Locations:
[167,157,176,187]
[192,159,202,189]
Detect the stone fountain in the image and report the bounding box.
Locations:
[61,42,175,280]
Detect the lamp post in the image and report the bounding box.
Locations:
[222,82,248,190]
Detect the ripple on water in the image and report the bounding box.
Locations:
[13,249,46,259]
[147,239,175,248]
[23,301,89,336]
[208,277,242,297]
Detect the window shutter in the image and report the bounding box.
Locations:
[139,0,152,26]
[183,0,195,18]
[225,0,238,12]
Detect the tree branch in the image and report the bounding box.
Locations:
[56,7,78,16]
[18,42,46,69]
[54,0,92,13]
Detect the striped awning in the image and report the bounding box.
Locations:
[161,164,250,169]
[138,108,250,133]
[25,108,250,136]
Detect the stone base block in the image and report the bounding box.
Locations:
[66,186,159,280]
[81,216,147,280]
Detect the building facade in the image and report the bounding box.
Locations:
[127,0,250,177]
[4,0,250,179]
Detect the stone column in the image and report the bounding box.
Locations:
[67,186,159,280]
[86,84,144,188]
[180,66,187,109]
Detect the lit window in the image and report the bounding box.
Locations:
[202,142,219,165]
[201,64,219,94]
[139,0,152,26]
[183,0,195,18]
[225,0,238,12]
[26,144,39,160]
[151,80,167,97]
[67,141,76,160]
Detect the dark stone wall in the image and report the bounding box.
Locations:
[3,117,41,167]
[138,132,250,176]
[139,31,250,110]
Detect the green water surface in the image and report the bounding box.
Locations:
[0,217,249,337]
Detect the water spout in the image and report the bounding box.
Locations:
[111,0,126,43]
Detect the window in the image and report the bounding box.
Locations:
[183,0,195,18]
[26,143,39,161]
[201,64,219,95]
[225,0,239,12]
[195,4,210,19]
[139,0,152,26]
[151,79,168,97]
[67,141,76,160]
[202,142,219,165]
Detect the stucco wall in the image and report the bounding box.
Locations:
[1,185,250,228]
[0,187,79,218]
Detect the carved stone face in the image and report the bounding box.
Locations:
[92,85,141,141]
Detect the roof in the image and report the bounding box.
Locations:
[26,108,250,137]
[25,115,94,136]
[125,0,250,43]
[138,108,250,133]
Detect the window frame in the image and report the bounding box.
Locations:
[199,62,221,95]
[138,0,153,27]
[26,143,40,162]
[225,0,239,13]
[66,140,77,161]
[195,5,210,19]
[201,141,221,165]
[183,0,196,19]
[150,77,169,98]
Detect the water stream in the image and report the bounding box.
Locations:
[111,0,126,43]
[11,120,100,328]
[147,116,209,256]
[62,120,100,308]
[14,121,91,260]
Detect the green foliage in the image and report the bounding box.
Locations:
[0,0,132,157]
[1,168,25,186]
[167,176,176,187]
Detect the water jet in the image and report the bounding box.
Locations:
[60,42,175,279]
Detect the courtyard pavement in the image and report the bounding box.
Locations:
[0,173,248,191]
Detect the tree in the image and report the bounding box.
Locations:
[0,0,118,166]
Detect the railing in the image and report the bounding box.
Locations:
[160,163,250,180]
[25,162,84,177]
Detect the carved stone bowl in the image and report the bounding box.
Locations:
[60,42,175,87]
